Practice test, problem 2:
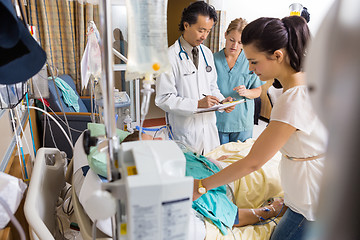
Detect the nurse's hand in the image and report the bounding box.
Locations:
[233,85,248,97]
[222,97,235,113]
[198,95,220,108]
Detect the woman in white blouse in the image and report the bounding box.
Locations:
[193,16,328,240]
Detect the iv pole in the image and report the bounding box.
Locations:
[99,1,121,239]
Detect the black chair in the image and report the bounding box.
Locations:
[38,74,96,159]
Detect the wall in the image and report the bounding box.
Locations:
[167,0,193,46]
[110,0,195,121]
[0,108,36,172]
[141,0,195,120]
[209,0,336,35]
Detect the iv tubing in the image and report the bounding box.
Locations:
[139,75,155,140]
[9,109,27,180]
[27,106,74,150]
[25,93,37,155]
[15,107,32,159]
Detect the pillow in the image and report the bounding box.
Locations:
[87,123,130,177]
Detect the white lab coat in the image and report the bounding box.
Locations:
[155,40,224,154]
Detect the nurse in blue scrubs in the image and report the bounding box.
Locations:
[214,18,265,144]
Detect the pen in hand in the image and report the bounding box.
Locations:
[201,94,221,107]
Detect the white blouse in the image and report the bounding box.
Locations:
[271,85,328,221]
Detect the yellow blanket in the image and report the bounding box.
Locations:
[204,139,283,240]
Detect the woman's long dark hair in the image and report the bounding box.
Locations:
[241,16,310,72]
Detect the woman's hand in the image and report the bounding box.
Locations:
[193,179,202,201]
[233,85,248,97]
[233,85,262,99]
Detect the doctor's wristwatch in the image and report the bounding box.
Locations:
[198,179,207,194]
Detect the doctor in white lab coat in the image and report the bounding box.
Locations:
[155,1,234,154]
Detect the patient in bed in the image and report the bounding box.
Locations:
[72,124,285,239]
[122,131,287,235]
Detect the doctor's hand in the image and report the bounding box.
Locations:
[198,95,220,108]
[221,97,235,113]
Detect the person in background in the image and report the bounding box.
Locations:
[193,16,328,240]
[155,1,234,155]
[113,28,127,91]
[214,18,264,144]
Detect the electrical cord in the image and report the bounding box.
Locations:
[9,109,26,180]
[92,219,97,240]
[32,74,57,149]
[56,214,66,240]
[44,104,85,133]
[15,106,32,161]
[47,64,74,145]
[48,118,59,149]
[61,186,74,216]
[33,69,87,134]
[0,197,26,240]
[27,106,74,150]
[42,107,47,147]
[25,93,37,155]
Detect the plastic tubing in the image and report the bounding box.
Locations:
[27,106,74,150]
[25,93,37,155]
[0,197,26,240]
[139,75,154,140]
[9,109,26,180]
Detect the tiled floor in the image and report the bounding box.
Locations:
[142,117,268,140]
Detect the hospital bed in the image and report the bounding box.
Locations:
[70,131,283,240]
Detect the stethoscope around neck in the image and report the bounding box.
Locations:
[178,38,212,72]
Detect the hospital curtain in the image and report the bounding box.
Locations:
[26,0,99,94]
[205,10,226,53]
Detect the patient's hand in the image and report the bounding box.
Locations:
[216,155,230,161]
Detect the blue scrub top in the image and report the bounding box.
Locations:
[214,49,264,132]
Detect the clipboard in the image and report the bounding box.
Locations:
[195,99,245,114]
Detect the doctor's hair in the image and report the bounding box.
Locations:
[241,16,310,72]
[225,18,248,35]
[178,1,217,32]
